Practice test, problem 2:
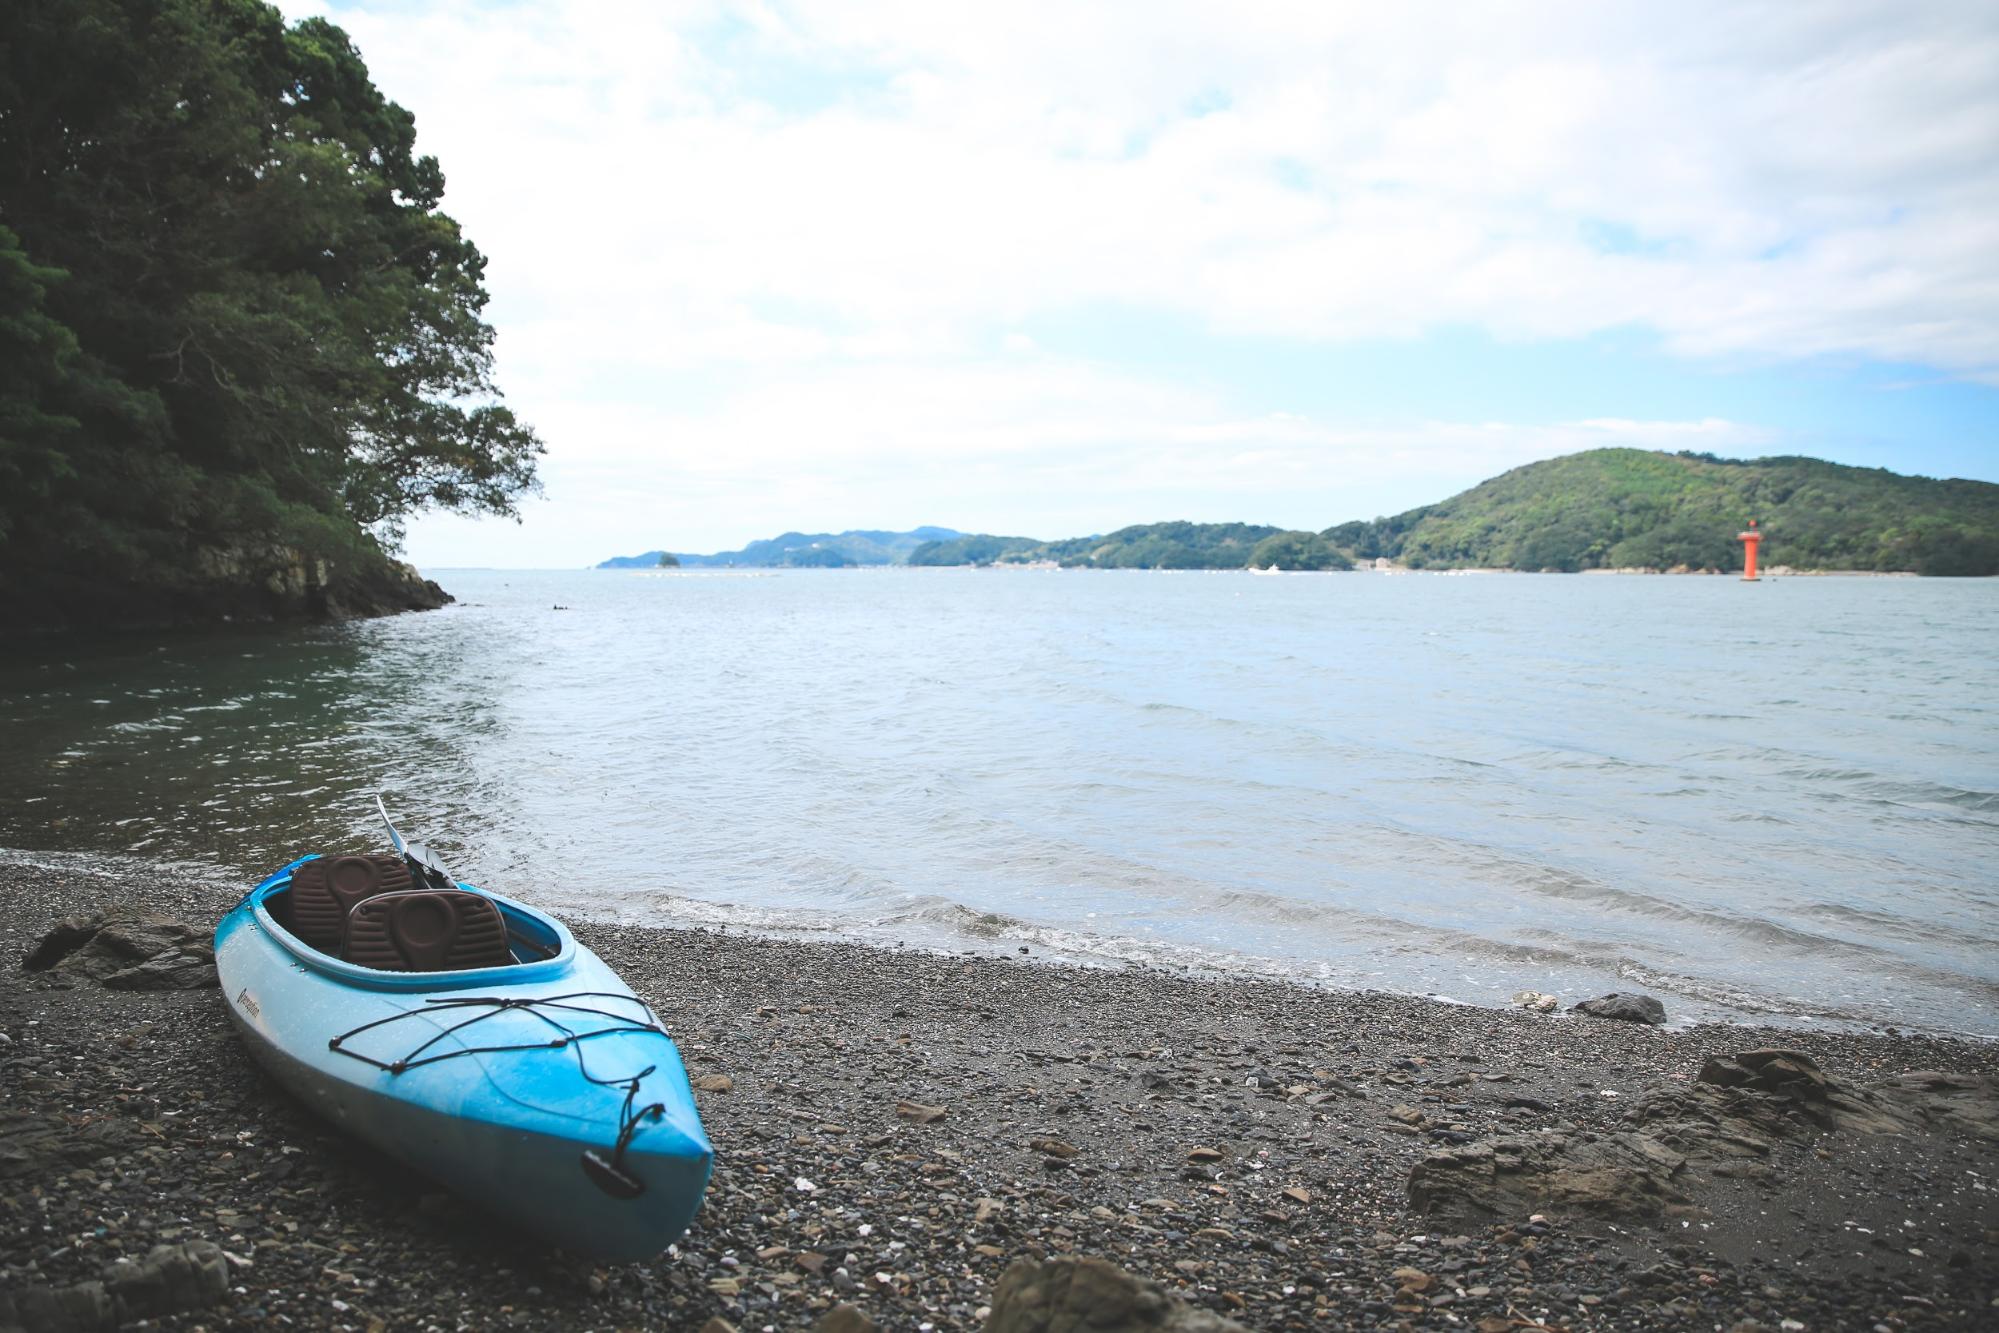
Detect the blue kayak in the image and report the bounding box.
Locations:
[214,845,712,1261]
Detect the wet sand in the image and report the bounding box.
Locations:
[3,855,1995,1330]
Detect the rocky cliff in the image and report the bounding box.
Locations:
[1,542,450,633]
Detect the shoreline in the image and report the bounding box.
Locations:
[4,858,1996,1330]
[601,564,1950,575]
[5,846,1974,1043]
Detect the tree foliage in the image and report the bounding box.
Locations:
[912,523,1276,569]
[913,522,1290,569]
[780,545,854,568]
[1247,530,1352,571]
[1321,507,1435,562]
[907,534,1042,566]
[0,0,541,617]
[1330,450,1999,575]
[1040,522,1282,569]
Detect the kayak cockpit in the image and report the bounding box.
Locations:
[247,855,577,990]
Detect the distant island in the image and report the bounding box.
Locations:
[604,451,1997,577]
[598,527,963,569]
[907,451,1995,576]
[909,523,1340,571]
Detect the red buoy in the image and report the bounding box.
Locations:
[1737,519,1762,582]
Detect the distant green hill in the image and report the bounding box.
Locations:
[908,451,1999,575]
[598,527,962,569]
[911,521,1321,570]
[1042,522,1290,569]
[613,452,1998,576]
[1247,530,1352,571]
[906,534,1043,566]
[1331,450,1999,575]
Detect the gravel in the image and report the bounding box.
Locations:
[3,854,1995,1331]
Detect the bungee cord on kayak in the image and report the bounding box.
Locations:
[326,991,672,1181]
[326,991,667,1074]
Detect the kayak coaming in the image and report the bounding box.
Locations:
[215,856,711,1261]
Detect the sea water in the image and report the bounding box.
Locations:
[3,568,1994,1035]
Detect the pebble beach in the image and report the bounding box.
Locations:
[3,855,1995,1331]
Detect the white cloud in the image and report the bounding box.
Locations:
[284,0,1999,563]
[304,0,1999,366]
[404,351,1772,563]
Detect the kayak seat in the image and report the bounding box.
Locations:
[342,890,513,972]
[281,855,415,955]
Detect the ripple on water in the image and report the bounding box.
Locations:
[1,569,1995,1035]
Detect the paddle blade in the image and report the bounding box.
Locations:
[375,795,457,891]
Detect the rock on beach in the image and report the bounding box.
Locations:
[23,908,218,991]
[985,1255,1251,1331]
[1571,991,1667,1024]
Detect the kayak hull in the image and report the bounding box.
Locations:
[214,857,711,1262]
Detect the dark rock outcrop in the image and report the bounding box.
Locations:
[1634,1048,1999,1148]
[1571,992,1666,1024]
[1408,1129,1692,1221]
[195,543,451,622]
[0,1241,228,1332]
[983,1256,1251,1332]
[4,542,449,632]
[321,555,452,621]
[1873,1068,1999,1141]
[0,1111,137,1183]
[1410,1047,1999,1223]
[23,909,218,990]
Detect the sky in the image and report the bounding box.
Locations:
[292,0,1999,568]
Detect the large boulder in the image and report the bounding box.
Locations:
[984,1256,1251,1333]
[23,909,217,990]
[1570,992,1666,1024]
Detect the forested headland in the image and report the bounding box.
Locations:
[0,0,541,629]
[910,523,1352,571]
[908,450,1999,575]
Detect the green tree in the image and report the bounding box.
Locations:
[908,533,1040,566]
[0,227,81,544]
[1039,521,1281,569]
[0,0,541,622]
[1247,530,1351,571]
